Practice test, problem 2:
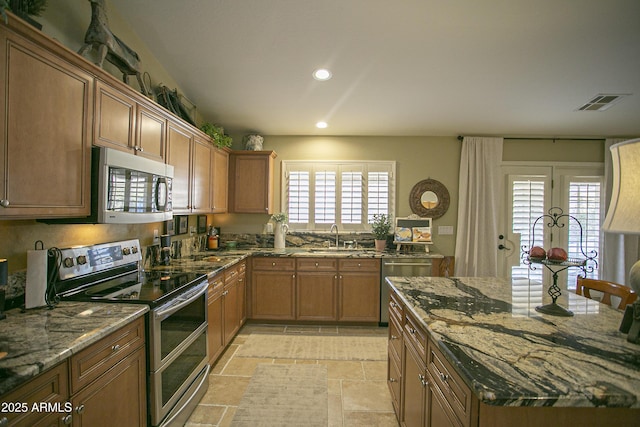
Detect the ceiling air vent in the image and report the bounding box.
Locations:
[576,93,630,111]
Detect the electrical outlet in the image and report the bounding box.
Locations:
[153,229,159,244]
[438,225,454,235]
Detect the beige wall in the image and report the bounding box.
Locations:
[0,2,606,273]
[217,136,462,256]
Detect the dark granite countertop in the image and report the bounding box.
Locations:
[387,276,640,408]
[0,302,148,396]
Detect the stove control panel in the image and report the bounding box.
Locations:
[57,239,142,280]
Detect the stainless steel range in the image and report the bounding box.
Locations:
[52,239,209,427]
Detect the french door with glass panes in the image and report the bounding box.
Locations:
[499,164,604,295]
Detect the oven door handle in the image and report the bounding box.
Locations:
[155,281,208,319]
[383,262,433,267]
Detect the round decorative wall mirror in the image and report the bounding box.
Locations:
[409,178,450,219]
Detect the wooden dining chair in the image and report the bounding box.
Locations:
[575,277,637,309]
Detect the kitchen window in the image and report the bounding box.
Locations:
[282,161,395,231]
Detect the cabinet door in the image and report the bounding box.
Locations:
[71,346,146,427]
[0,362,69,427]
[223,278,241,343]
[94,80,135,151]
[426,377,463,427]
[251,271,296,320]
[211,148,229,213]
[207,274,225,364]
[229,151,275,213]
[338,271,380,322]
[402,339,426,427]
[0,27,93,218]
[191,137,212,213]
[166,122,193,211]
[296,271,337,321]
[388,352,402,418]
[136,104,166,161]
[237,267,247,325]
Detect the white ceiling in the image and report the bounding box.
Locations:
[109,0,640,138]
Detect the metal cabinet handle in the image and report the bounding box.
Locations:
[390,334,399,340]
[409,327,417,334]
[61,414,73,425]
[389,377,397,383]
[0,200,8,208]
[0,416,8,427]
[315,262,319,267]
[75,404,85,414]
[390,302,398,308]
[418,374,429,387]
[112,344,121,352]
[439,372,449,383]
[272,262,276,266]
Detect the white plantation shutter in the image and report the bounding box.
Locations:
[511,179,546,282]
[315,171,337,224]
[341,171,363,224]
[566,179,601,288]
[367,171,390,221]
[287,171,309,223]
[282,161,395,231]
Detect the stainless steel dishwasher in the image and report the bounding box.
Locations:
[380,257,437,324]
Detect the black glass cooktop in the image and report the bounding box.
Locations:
[59,269,206,307]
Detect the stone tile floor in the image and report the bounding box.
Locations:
[185,323,399,427]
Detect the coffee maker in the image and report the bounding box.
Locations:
[160,235,171,266]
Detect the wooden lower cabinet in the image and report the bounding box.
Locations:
[208,261,247,364]
[251,258,296,320]
[70,346,146,427]
[0,318,146,427]
[0,362,69,427]
[338,259,380,322]
[402,338,427,427]
[296,258,338,321]
[250,257,380,323]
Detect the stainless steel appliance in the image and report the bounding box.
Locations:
[52,240,209,427]
[380,257,434,324]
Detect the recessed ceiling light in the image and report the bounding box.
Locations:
[312,69,332,81]
[316,121,328,129]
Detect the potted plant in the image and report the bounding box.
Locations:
[200,122,233,148]
[8,0,47,29]
[371,214,392,252]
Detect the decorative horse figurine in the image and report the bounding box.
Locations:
[78,0,150,96]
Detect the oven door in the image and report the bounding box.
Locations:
[149,280,209,426]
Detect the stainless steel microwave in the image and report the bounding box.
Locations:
[97,147,173,224]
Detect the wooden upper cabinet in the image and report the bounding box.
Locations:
[167,122,213,213]
[167,122,193,212]
[229,150,277,214]
[0,19,93,218]
[135,102,167,162]
[95,80,167,162]
[94,80,136,151]
[211,148,229,213]
[191,136,212,213]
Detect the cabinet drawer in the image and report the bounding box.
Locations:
[225,262,241,283]
[428,343,473,427]
[388,313,402,361]
[209,271,224,296]
[70,317,145,394]
[0,362,69,427]
[404,309,427,360]
[296,257,338,271]
[338,258,380,272]
[252,257,295,271]
[389,289,403,324]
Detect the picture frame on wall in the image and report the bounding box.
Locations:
[197,215,207,234]
[176,215,188,235]
[165,218,175,236]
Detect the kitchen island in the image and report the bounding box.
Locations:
[387,276,640,426]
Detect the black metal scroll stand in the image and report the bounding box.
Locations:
[522,207,598,317]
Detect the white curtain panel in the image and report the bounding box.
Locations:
[601,137,640,284]
[454,136,504,276]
